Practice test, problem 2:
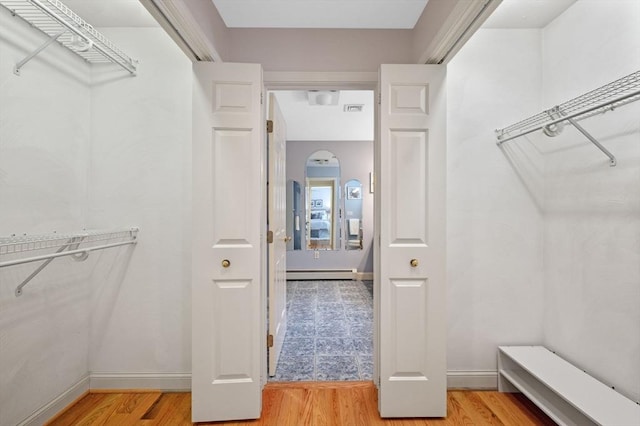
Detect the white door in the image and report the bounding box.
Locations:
[377,64,447,417]
[267,93,288,376]
[191,62,265,422]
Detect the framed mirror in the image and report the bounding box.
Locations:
[344,179,363,250]
[305,150,340,250]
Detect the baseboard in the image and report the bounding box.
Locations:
[19,375,90,426]
[89,372,191,391]
[287,269,356,280]
[354,272,373,281]
[447,370,498,390]
[87,371,495,392]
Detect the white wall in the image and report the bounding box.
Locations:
[446,29,546,372]
[0,7,92,425]
[0,15,192,424]
[540,0,640,402]
[286,140,374,272]
[88,27,192,380]
[460,0,640,402]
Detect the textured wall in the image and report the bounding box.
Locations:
[0,6,92,425]
[446,29,546,372]
[540,0,640,402]
[88,27,192,377]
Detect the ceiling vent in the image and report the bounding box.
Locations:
[343,104,364,112]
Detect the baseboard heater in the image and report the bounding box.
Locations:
[287,269,356,280]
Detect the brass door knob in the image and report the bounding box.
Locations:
[283,236,292,242]
[222,259,231,268]
[410,259,419,267]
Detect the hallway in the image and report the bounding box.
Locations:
[271,280,373,381]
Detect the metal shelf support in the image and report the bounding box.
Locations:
[14,30,64,75]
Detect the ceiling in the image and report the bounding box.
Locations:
[62,0,158,27]
[482,0,577,29]
[56,0,577,30]
[211,0,429,29]
[272,91,374,141]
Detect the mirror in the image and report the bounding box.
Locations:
[344,179,363,250]
[286,180,302,251]
[305,150,340,250]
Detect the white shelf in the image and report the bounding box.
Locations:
[498,346,640,426]
[1,0,137,74]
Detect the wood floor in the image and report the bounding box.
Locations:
[47,382,556,426]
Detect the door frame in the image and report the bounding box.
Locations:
[262,72,380,386]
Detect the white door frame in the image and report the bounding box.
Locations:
[262,71,380,386]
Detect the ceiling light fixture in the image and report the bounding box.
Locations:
[308,90,339,106]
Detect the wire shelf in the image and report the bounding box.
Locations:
[0,228,139,255]
[1,0,137,74]
[496,70,640,142]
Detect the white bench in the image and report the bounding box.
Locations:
[498,346,640,426]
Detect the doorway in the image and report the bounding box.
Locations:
[266,89,375,382]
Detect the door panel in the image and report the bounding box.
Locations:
[268,93,288,376]
[192,62,264,422]
[378,64,446,418]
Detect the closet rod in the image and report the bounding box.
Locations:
[496,88,640,145]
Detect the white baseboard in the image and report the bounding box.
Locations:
[354,272,373,281]
[19,375,90,426]
[89,371,496,391]
[89,372,191,391]
[447,370,498,390]
[287,269,356,280]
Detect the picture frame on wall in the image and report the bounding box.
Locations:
[347,186,362,200]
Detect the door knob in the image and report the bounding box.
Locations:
[283,236,292,242]
[222,259,231,268]
[410,259,419,267]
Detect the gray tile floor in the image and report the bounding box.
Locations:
[270,280,374,381]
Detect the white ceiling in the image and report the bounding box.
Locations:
[482,0,577,29]
[53,0,578,31]
[62,0,158,27]
[272,91,374,141]
[211,0,429,29]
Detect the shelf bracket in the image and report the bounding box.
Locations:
[14,236,86,296]
[565,116,617,167]
[14,30,65,76]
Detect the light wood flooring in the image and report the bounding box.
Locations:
[47,382,556,426]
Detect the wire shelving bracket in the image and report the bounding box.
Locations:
[1,0,138,75]
[0,228,139,296]
[495,70,640,167]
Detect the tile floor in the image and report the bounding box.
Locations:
[270,280,374,381]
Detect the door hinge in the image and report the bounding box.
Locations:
[266,120,273,133]
[267,334,274,347]
[261,92,264,105]
[378,93,381,105]
[267,230,274,244]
